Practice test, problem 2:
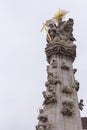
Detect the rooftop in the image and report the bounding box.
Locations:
[81,117,87,129]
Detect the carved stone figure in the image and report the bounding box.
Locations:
[47,65,50,74]
[36,109,49,130]
[36,118,48,130]
[79,99,84,111]
[74,80,79,91]
[46,18,75,45]
[59,19,75,43]
[61,60,70,70]
[46,21,57,43]
[51,58,57,68]
[57,19,66,29]
[45,18,76,64]
[37,109,47,121]
[62,85,73,94]
[45,81,55,92]
[55,20,70,44]
[47,72,53,83]
[62,99,74,116]
[44,81,56,105]
[47,72,61,84]
[36,125,45,130]
[43,91,56,105]
[63,18,76,42]
[73,68,77,83]
[72,67,79,91]
[73,68,77,74]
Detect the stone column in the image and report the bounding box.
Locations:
[36,18,83,130]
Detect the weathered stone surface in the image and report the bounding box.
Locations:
[61,99,75,116]
[45,82,55,92]
[50,58,57,68]
[36,109,50,130]
[46,18,76,44]
[47,72,61,85]
[36,16,83,130]
[45,18,76,63]
[43,91,57,105]
[61,60,70,70]
[45,42,76,63]
[62,85,74,94]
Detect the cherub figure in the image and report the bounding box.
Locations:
[79,99,84,111]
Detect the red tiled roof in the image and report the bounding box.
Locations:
[81,117,87,129]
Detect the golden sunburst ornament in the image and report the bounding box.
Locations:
[53,9,69,21]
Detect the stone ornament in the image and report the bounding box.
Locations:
[36,9,84,130]
[43,81,57,105]
[79,99,84,111]
[45,81,55,92]
[72,70,80,92]
[46,18,75,44]
[62,85,73,94]
[74,80,79,92]
[45,18,76,63]
[43,91,57,105]
[36,109,50,130]
[61,60,70,70]
[46,21,57,43]
[61,99,74,116]
[36,119,48,130]
[37,109,47,121]
[51,58,57,68]
[47,65,50,74]
[45,42,76,63]
[73,68,77,74]
[47,72,61,85]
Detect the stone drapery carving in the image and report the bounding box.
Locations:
[62,85,73,94]
[47,72,61,85]
[43,91,57,105]
[79,99,84,111]
[61,99,74,116]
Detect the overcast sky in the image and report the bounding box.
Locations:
[0,0,87,130]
